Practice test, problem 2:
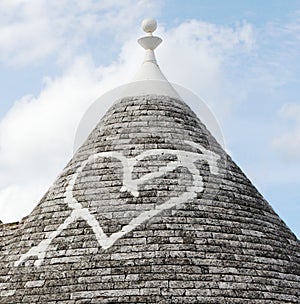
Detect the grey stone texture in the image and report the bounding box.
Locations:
[0,95,299,303]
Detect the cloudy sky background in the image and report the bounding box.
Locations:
[0,0,299,237]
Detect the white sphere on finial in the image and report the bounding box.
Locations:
[142,18,157,34]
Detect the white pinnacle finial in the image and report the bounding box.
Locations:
[138,18,162,55]
[142,18,157,35]
[126,18,181,99]
[134,18,165,80]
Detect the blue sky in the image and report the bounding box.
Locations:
[0,0,299,237]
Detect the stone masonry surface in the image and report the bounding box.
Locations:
[0,95,299,303]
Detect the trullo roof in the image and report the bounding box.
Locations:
[1,18,299,304]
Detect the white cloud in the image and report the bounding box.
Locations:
[272,103,300,162]
[0,56,103,221]
[0,183,45,223]
[160,20,255,84]
[157,20,255,123]
[0,0,161,66]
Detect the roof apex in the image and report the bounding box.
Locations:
[127,18,179,98]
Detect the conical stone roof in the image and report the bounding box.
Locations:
[1,19,299,304]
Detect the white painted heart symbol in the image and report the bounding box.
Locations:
[15,140,220,267]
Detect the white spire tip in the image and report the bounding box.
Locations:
[142,18,157,34]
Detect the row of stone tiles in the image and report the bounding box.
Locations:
[7,223,295,260]
[7,211,296,254]
[2,287,298,304]
[12,206,294,244]
[11,228,295,259]
[5,250,298,280]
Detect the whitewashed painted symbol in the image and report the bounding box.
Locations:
[15,140,220,267]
